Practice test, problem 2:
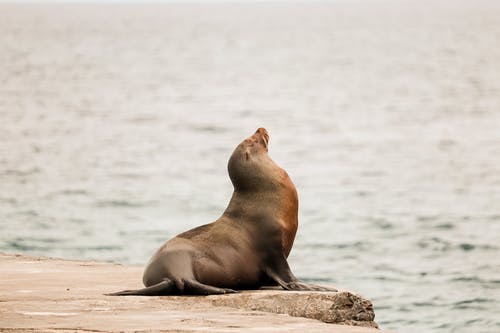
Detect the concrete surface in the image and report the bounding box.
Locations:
[0,252,384,332]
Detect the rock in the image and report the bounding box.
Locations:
[208,288,377,328]
[0,252,383,333]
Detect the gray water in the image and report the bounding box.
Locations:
[1,2,500,332]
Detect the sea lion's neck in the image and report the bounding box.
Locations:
[222,182,298,257]
[223,190,290,219]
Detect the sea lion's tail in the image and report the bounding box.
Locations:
[105,279,174,296]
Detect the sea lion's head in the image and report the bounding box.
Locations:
[228,128,281,192]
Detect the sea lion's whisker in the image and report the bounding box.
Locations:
[262,135,269,148]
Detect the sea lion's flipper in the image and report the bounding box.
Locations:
[265,255,337,292]
[183,279,239,295]
[279,280,338,292]
[106,279,175,296]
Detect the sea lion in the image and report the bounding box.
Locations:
[108,128,336,296]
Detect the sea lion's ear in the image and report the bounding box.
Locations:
[245,152,249,161]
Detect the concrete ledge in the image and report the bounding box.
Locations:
[208,289,377,327]
[0,252,383,332]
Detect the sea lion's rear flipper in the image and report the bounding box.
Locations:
[265,255,337,292]
[183,279,238,295]
[105,279,175,296]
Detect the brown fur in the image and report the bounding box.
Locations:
[107,128,336,296]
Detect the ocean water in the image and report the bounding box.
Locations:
[1,2,500,332]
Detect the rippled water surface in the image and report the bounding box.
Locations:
[1,2,500,332]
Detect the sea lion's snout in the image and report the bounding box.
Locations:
[257,128,269,148]
[238,128,270,158]
[253,127,270,149]
[255,127,268,136]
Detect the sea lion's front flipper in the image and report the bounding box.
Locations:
[279,280,338,292]
[183,279,239,295]
[265,255,337,292]
[106,278,175,296]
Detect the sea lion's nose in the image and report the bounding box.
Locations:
[254,128,269,148]
[255,128,268,136]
